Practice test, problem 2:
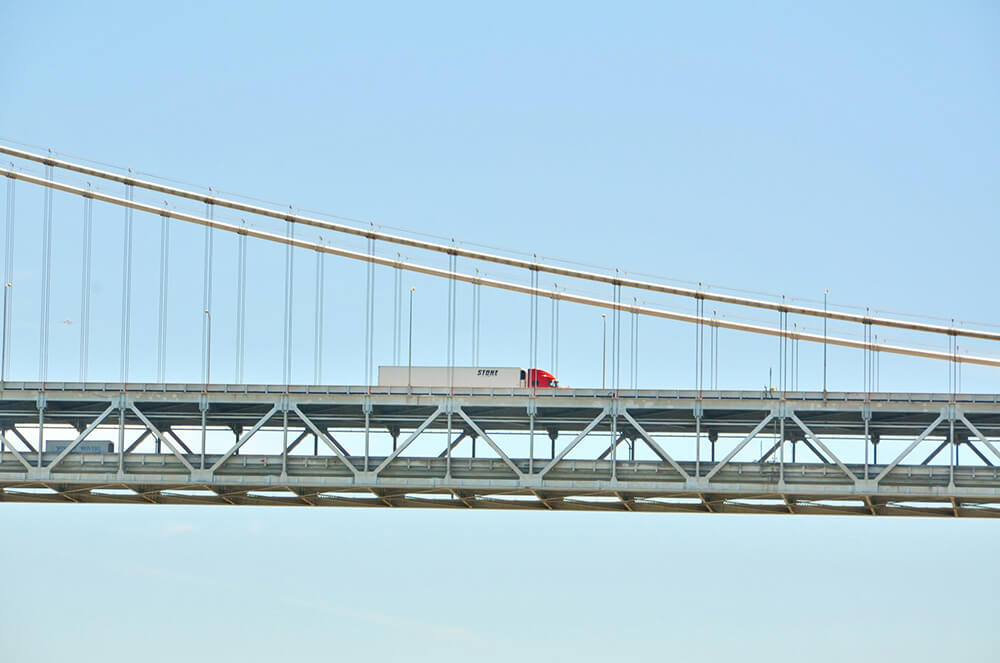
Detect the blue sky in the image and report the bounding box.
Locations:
[1,2,998,660]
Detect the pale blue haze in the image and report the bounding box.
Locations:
[0,2,998,661]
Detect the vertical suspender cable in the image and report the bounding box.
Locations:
[364,236,371,385]
[314,247,324,384]
[236,220,247,382]
[553,284,559,378]
[694,298,700,390]
[529,262,538,381]
[864,308,872,395]
[448,250,456,391]
[120,179,134,383]
[39,164,53,381]
[633,297,639,389]
[79,190,93,381]
[795,330,800,391]
[790,323,796,391]
[709,312,715,390]
[629,296,638,389]
[364,232,375,386]
[472,268,480,366]
[696,294,704,392]
[156,210,169,382]
[713,313,718,390]
[283,216,294,385]
[613,277,621,392]
[550,284,556,375]
[202,199,214,384]
[474,269,481,366]
[874,333,880,392]
[2,174,15,381]
[611,278,618,390]
[628,303,634,390]
[533,269,539,374]
[393,255,400,366]
[527,264,535,380]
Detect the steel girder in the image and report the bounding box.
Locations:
[1,385,999,518]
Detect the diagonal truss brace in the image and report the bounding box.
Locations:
[874,413,946,483]
[292,405,359,477]
[0,431,33,470]
[210,404,280,473]
[958,415,1000,465]
[456,409,524,478]
[788,413,856,481]
[622,411,690,480]
[539,408,609,478]
[8,428,37,453]
[129,405,195,473]
[48,403,117,471]
[704,413,775,481]
[371,407,443,476]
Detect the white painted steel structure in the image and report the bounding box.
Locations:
[1,384,998,517]
[2,144,999,518]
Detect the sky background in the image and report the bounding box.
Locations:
[1,2,998,661]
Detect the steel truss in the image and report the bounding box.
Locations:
[1,384,999,518]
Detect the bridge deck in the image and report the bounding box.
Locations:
[1,385,998,517]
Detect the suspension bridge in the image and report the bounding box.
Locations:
[0,143,998,517]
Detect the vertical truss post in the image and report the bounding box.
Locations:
[200,395,208,470]
[445,402,453,480]
[949,413,955,487]
[694,403,703,478]
[528,400,536,475]
[610,401,618,481]
[363,397,372,473]
[862,405,871,480]
[117,395,126,474]
[281,398,289,479]
[36,394,44,468]
[778,410,785,484]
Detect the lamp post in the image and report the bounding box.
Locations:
[408,288,415,387]
[601,313,607,389]
[204,308,212,385]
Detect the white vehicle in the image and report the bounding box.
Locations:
[378,366,558,389]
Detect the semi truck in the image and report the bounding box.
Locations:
[378,366,559,389]
[46,440,114,454]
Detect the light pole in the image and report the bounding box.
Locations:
[408,287,415,387]
[204,308,212,385]
[601,313,607,389]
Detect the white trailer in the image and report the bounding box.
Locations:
[378,366,526,388]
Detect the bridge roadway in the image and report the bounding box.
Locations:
[0,384,998,517]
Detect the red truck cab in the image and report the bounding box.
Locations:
[524,368,559,388]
